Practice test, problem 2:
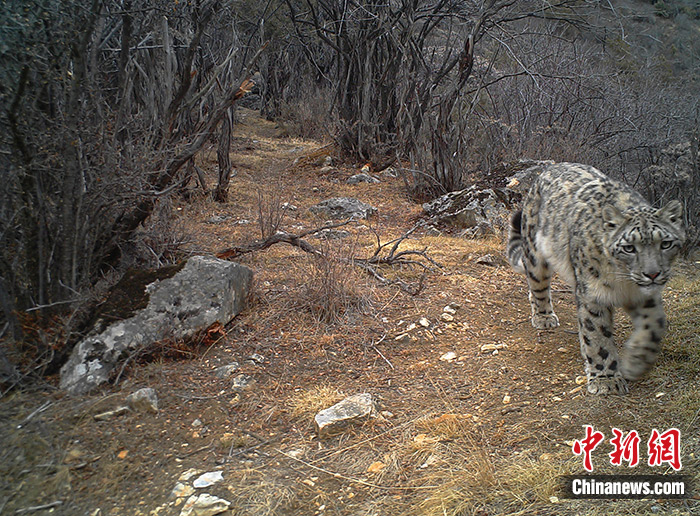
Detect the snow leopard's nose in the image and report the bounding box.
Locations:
[644,271,661,281]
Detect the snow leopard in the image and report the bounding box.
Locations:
[507,163,685,395]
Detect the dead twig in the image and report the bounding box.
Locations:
[15,501,63,514]
[16,400,53,429]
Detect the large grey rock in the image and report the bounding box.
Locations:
[60,256,252,395]
[503,159,555,195]
[309,197,376,219]
[315,393,377,438]
[423,185,509,235]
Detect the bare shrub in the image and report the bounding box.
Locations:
[123,198,191,270]
[294,239,372,325]
[277,87,336,140]
[256,188,286,240]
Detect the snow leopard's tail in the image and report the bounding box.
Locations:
[507,210,525,274]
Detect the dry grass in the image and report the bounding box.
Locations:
[226,469,298,516]
[292,239,375,325]
[653,273,700,423]
[412,449,578,516]
[288,385,346,421]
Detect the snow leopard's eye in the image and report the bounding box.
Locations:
[621,244,636,254]
[660,240,674,250]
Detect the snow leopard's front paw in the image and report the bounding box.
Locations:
[531,313,560,329]
[587,374,629,395]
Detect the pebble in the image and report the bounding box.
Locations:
[439,351,457,362]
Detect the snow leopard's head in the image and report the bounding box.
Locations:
[603,200,685,289]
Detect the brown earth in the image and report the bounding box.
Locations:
[1,109,699,516]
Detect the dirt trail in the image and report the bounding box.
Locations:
[1,110,698,516]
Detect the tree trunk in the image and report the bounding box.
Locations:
[214,108,233,203]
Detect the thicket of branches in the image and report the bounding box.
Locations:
[1,0,699,381]
[0,0,258,376]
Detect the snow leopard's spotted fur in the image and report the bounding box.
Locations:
[507,163,685,395]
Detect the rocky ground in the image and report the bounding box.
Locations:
[1,109,699,516]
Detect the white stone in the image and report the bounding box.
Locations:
[179,493,231,516]
[439,351,457,362]
[315,393,377,438]
[193,471,223,489]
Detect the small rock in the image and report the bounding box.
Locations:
[475,254,495,266]
[248,353,265,365]
[419,454,438,469]
[281,202,298,211]
[214,363,239,379]
[126,388,158,414]
[440,313,454,322]
[232,374,255,391]
[93,406,130,421]
[315,393,377,438]
[324,156,333,167]
[309,197,377,220]
[480,343,507,353]
[424,224,442,236]
[418,317,430,328]
[381,167,398,178]
[205,215,231,225]
[313,229,350,240]
[439,351,457,362]
[380,410,395,419]
[171,482,195,499]
[443,305,457,315]
[319,166,336,174]
[502,394,511,404]
[236,219,251,225]
[193,471,224,489]
[286,448,304,459]
[180,493,231,516]
[192,419,203,427]
[179,469,200,482]
[347,173,380,185]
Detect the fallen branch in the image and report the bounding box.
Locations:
[216,219,353,259]
[216,218,442,294]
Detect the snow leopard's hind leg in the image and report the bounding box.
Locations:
[518,212,560,330]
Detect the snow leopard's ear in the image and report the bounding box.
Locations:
[656,200,683,228]
[602,204,626,230]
